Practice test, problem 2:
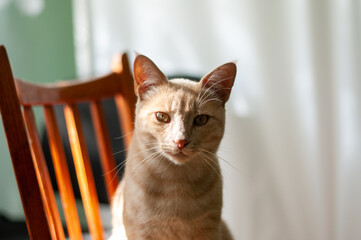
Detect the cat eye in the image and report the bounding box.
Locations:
[193,114,209,126]
[155,112,171,123]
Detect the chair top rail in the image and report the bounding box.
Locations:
[15,72,131,106]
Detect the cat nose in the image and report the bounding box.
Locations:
[174,139,189,150]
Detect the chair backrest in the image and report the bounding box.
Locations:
[0,45,137,240]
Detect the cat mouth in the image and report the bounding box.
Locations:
[165,151,190,163]
[172,152,188,158]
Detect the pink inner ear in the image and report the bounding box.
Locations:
[133,55,167,99]
[201,62,237,103]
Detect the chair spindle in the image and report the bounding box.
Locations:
[64,103,104,240]
[23,106,65,240]
[43,105,83,240]
[90,100,118,201]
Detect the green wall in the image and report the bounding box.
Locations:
[0,1,76,219]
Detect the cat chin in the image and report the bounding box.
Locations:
[165,152,193,165]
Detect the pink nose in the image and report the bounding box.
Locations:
[174,139,189,150]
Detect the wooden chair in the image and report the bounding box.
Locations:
[0,45,137,240]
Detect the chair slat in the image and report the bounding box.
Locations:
[90,101,118,200]
[114,95,134,149]
[23,107,65,240]
[112,53,136,149]
[64,104,104,240]
[0,45,52,240]
[43,106,83,240]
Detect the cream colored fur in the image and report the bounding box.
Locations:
[109,55,236,240]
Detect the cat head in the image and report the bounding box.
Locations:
[133,55,236,165]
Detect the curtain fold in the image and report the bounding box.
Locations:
[74,0,361,239]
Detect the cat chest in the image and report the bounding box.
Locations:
[124,215,222,240]
[124,176,222,220]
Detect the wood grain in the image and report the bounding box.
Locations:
[16,73,124,106]
[1,44,136,239]
[0,45,53,240]
[112,53,136,149]
[23,106,65,240]
[64,104,104,240]
[90,100,118,200]
[44,106,83,240]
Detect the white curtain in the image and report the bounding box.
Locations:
[73,0,361,239]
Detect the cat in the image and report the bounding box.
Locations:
[109,54,236,240]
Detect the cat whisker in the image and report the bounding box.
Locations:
[198,98,223,108]
[114,130,135,140]
[112,142,158,156]
[110,149,161,184]
[112,147,129,156]
[198,153,222,180]
[196,77,234,106]
[103,159,126,177]
[216,147,242,159]
[160,160,173,179]
[196,73,212,100]
[130,151,163,178]
[197,70,221,100]
[200,148,249,177]
[105,161,127,182]
[106,145,159,177]
[196,86,232,107]
[109,164,125,184]
[199,87,231,102]
[202,76,234,93]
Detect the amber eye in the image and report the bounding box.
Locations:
[194,114,209,126]
[155,112,171,123]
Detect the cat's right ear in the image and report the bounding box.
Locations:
[133,55,168,100]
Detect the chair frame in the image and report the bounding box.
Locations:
[0,45,136,240]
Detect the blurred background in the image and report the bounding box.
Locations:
[1,0,361,239]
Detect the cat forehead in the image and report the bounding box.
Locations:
[163,79,200,97]
[143,78,200,110]
[168,78,199,89]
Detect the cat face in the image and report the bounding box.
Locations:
[133,55,236,164]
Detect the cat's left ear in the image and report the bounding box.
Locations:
[133,54,168,100]
[200,62,237,103]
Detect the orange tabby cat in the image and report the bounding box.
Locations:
[109,55,236,240]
